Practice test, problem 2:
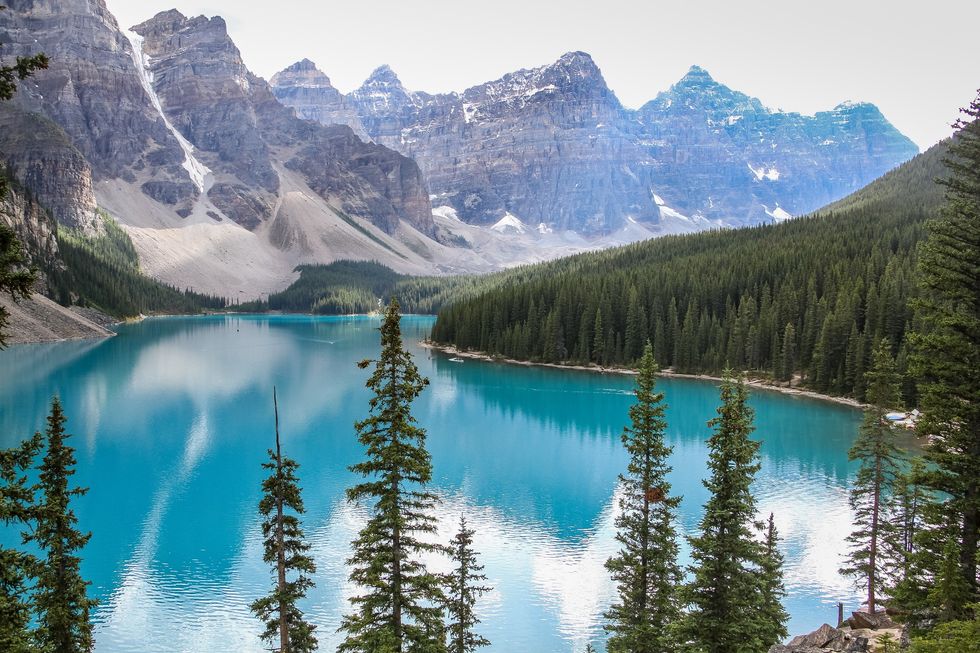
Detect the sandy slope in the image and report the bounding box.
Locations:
[0,293,114,344]
[95,166,716,300]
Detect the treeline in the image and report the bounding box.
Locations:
[45,212,225,317]
[431,140,949,402]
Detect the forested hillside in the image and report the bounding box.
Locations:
[253,260,512,316]
[45,212,225,318]
[430,140,950,400]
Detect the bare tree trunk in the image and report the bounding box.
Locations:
[868,457,881,615]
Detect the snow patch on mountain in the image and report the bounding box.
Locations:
[748,164,780,181]
[764,205,793,221]
[432,205,461,222]
[491,213,527,234]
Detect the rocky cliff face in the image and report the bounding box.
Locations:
[633,66,920,222]
[0,0,186,231]
[131,10,433,235]
[270,59,369,141]
[0,1,433,239]
[276,55,918,234]
[0,180,60,275]
[0,106,100,233]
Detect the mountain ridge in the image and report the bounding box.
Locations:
[274,53,918,233]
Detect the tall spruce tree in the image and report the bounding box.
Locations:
[840,340,903,614]
[250,389,318,653]
[445,515,490,653]
[756,513,789,647]
[0,432,43,653]
[26,398,96,653]
[680,373,768,653]
[604,343,682,653]
[909,90,980,611]
[340,298,446,653]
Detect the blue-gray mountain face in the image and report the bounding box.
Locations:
[273,54,919,234]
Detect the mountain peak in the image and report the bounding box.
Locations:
[271,59,333,89]
[548,50,602,78]
[679,64,716,84]
[833,100,877,113]
[364,64,402,87]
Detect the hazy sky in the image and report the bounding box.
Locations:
[106,0,979,150]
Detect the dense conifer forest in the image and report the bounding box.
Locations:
[430,140,950,401]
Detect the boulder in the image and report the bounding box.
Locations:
[851,610,898,630]
[844,636,869,652]
[788,623,842,648]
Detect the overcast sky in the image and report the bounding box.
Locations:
[106,0,979,150]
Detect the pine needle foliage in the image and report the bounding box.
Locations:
[756,513,789,646]
[0,431,43,653]
[604,343,682,653]
[250,389,318,653]
[340,298,446,653]
[909,90,980,612]
[26,398,96,653]
[680,373,769,653]
[445,515,490,653]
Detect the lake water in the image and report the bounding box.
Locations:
[0,315,863,652]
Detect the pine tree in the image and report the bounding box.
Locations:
[27,398,97,653]
[909,91,980,610]
[604,343,682,653]
[340,298,446,653]
[680,373,768,653]
[250,389,317,653]
[776,323,796,383]
[445,515,490,653]
[928,537,974,623]
[840,340,903,615]
[0,432,43,653]
[884,458,929,597]
[756,514,789,647]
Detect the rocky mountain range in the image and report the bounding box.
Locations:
[273,54,918,233]
[0,1,919,299]
[0,1,458,298]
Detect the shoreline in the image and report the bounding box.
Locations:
[420,341,867,410]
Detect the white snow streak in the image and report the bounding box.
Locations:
[125,30,212,194]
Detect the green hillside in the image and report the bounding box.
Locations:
[430,140,951,400]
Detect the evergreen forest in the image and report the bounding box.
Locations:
[429,140,950,401]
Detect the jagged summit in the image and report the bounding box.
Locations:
[362,64,403,87]
[283,58,318,72]
[271,57,370,140]
[137,8,187,26]
[552,50,600,72]
[833,100,879,113]
[271,59,334,89]
[680,64,715,82]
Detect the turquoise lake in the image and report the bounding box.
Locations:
[0,315,864,652]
